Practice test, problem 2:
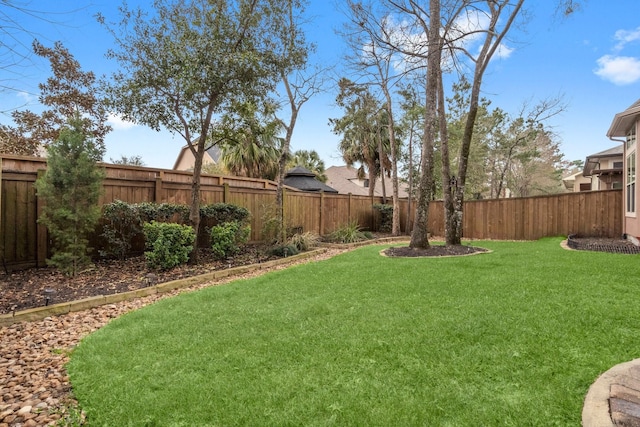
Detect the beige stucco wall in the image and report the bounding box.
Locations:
[563,172,590,192]
[174,150,215,171]
[624,121,640,238]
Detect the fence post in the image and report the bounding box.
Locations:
[154,172,163,203]
[223,183,230,203]
[0,158,3,265]
[319,190,325,236]
[282,187,287,234]
[36,169,48,267]
[348,193,352,222]
[371,194,376,230]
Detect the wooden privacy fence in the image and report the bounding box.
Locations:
[0,154,623,271]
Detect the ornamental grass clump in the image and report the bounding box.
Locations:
[327,221,369,244]
[287,231,320,252]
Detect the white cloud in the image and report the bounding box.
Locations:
[594,55,640,85]
[107,113,137,130]
[614,26,640,51]
[379,8,515,75]
[17,91,37,104]
[449,9,490,46]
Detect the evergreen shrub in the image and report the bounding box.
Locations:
[35,118,104,276]
[143,221,195,270]
[210,221,251,259]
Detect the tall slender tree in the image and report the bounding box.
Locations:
[398,83,425,233]
[341,0,404,235]
[331,78,390,198]
[443,0,525,245]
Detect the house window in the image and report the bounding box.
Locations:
[613,161,623,169]
[627,127,636,150]
[627,151,636,214]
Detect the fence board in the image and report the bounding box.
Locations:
[0,155,625,270]
[3,180,17,263]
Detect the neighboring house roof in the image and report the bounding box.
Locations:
[607,99,640,138]
[325,165,410,198]
[583,144,623,177]
[562,170,583,190]
[283,166,338,193]
[173,141,221,170]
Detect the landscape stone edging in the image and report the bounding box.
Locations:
[319,235,410,250]
[0,237,413,327]
[0,248,328,327]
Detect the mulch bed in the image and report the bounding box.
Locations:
[3,235,636,316]
[0,245,281,315]
[384,244,488,257]
[567,235,640,255]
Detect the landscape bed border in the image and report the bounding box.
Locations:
[0,236,410,327]
[567,234,640,254]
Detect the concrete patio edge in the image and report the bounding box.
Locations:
[582,358,640,426]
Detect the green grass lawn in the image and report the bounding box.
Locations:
[67,238,640,426]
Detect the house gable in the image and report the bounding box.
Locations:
[325,165,410,198]
[608,99,640,240]
[173,143,220,171]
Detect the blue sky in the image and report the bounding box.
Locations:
[1,0,639,170]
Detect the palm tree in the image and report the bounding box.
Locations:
[287,149,328,182]
[330,78,390,197]
[220,130,280,180]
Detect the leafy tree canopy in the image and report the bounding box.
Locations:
[0,41,109,156]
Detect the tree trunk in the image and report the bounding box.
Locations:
[367,156,377,198]
[276,107,297,244]
[378,126,387,204]
[448,0,525,245]
[451,102,479,245]
[275,152,288,244]
[381,88,401,236]
[406,124,414,235]
[437,69,456,245]
[410,0,440,249]
[189,136,206,264]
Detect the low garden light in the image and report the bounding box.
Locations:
[145,273,157,287]
[43,288,55,306]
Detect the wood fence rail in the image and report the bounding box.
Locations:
[0,155,622,271]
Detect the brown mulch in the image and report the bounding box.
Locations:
[383,244,488,257]
[0,245,281,315]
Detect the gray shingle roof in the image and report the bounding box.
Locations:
[283,167,338,193]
